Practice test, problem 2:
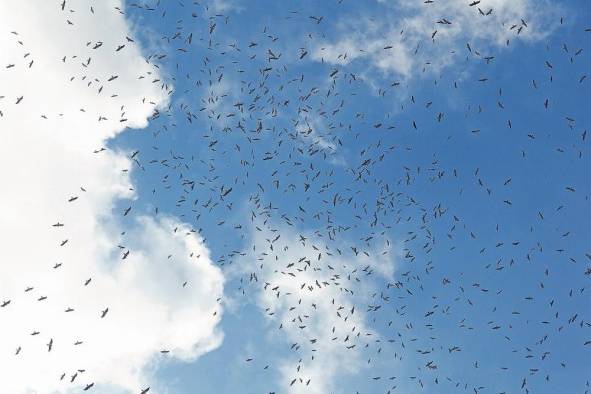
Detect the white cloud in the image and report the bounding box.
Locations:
[242,224,396,393]
[293,112,339,157]
[0,1,223,393]
[313,0,560,77]
[208,0,244,14]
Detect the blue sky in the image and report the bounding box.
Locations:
[112,0,591,392]
[1,0,591,393]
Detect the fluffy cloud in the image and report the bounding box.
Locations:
[0,1,223,393]
[313,0,560,77]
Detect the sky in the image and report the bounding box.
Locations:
[0,0,590,393]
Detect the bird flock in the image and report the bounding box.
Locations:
[1,0,591,393]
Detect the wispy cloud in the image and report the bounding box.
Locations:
[238,222,396,393]
[208,0,244,14]
[313,0,561,78]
